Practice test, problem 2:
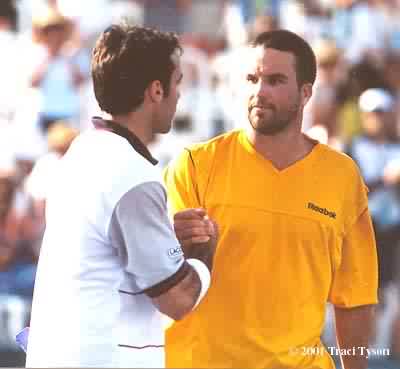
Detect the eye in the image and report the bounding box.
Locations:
[266,76,285,86]
[246,74,258,84]
[269,77,279,85]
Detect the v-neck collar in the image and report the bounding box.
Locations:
[238,129,321,175]
[92,116,158,166]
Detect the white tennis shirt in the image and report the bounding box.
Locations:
[26,119,185,367]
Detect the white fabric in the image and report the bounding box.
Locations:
[25,152,61,200]
[26,129,184,367]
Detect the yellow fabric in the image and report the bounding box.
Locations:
[163,129,378,369]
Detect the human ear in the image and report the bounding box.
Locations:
[301,83,313,107]
[148,80,164,103]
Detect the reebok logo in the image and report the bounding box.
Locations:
[307,202,336,219]
[167,246,183,258]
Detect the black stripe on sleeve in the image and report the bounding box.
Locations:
[142,261,190,298]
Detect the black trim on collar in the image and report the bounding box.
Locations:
[92,116,158,166]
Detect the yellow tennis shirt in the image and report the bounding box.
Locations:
[163,129,378,368]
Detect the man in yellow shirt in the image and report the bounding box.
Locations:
[164,30,378,369]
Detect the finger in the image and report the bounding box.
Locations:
[174,208,206,221]
[190,236,211,243]
[174,219,207,231]
[210,219,219,234]
[176,226,211,240]
[179,235,211,248]
[204,219,215,235]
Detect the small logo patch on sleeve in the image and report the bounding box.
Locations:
[168,246,183,258]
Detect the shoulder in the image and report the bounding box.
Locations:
[166,130,241,178]
[68,129,162,198]
[181,129,241,162]
[318,144,369,212]
[317,143,362,179]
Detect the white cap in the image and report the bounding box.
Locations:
[359,88,395,113]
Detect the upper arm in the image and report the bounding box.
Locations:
[329,161,378,308]
[109,182,204,319]
[329,207,378,308]
[108,181,185,293]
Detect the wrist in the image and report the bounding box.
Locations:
[186,258,211,310]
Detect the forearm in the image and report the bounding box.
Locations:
[334,305,376,369]
[151,261,208,320]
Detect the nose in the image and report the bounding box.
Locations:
[253,79,268,99]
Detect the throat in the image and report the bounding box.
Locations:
[257,136,317,171]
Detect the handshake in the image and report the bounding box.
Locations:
[173,208,218,271]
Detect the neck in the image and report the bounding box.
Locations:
[107,110,153,146]
[245,117,315,170]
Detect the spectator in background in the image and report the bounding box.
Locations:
[305,38,346,149]
[0,169,37,299]
[0,0,23,173]
[25,122,79,235]
[27,4,88,134]
[347,89,398,292]
[0,0,19,126]
[346,88,400,357]
[331,0,387,65]
[247,14,278,43]
[383,52,400,110]
[141,0,192,34]
[0,168,36,353]
[336,58,388,145]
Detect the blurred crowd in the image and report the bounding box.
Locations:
[1,0,400,367]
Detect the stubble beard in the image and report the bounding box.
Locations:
[248,100,301,136]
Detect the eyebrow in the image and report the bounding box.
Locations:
[261,72,288,81]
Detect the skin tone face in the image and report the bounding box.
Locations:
[246,46,303,136]
[155,51,183,134]
[362,112,396,139]
[40,23,70,55]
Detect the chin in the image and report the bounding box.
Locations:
[159,124,172,134]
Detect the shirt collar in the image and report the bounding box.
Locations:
[92,116,158,166]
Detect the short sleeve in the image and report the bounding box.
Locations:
[163,148,202,214]
[329,206,378,307]
[108,181,184,291]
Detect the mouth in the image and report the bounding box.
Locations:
[251,105,273,113]
[251,102,274,109]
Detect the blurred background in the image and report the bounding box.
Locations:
[1,0,400,368]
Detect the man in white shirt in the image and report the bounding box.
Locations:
[25,24,216,368]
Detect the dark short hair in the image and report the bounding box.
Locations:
[251,29,317,87]
[0,0,18,32]
[92,24,181,115]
